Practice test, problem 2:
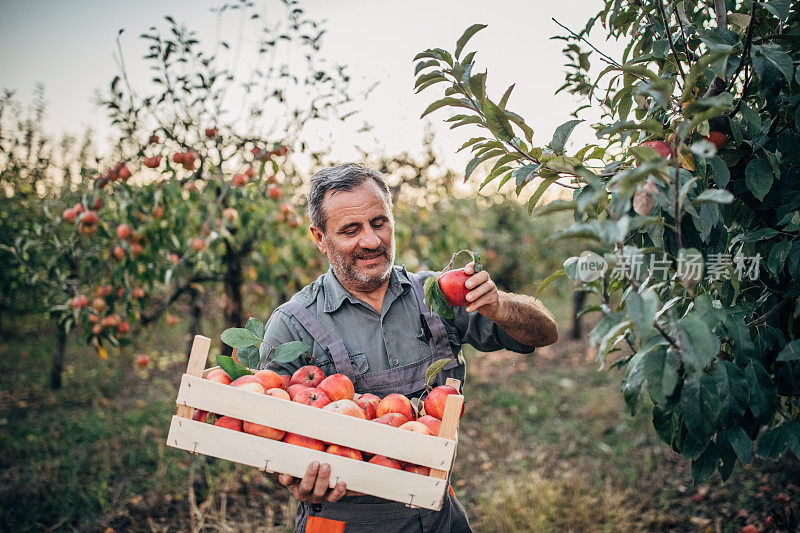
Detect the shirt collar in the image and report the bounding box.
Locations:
[322,265,412,313]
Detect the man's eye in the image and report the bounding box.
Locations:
[344,229,358,236]
[372,221,385,228]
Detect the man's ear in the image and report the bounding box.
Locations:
[309,225,327,254]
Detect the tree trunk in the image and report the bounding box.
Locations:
[571,291,586,340]
[222,241,244,356]
[50,323,67,389]
[186,286,204,360]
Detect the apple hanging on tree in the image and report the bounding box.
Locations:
[423,249,481,318]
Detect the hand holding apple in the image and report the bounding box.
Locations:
[461,261,500,317]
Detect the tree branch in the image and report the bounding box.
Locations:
[656,0,687,82]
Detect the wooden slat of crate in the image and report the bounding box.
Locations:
[176,374,457,470]
[167,416,448,510]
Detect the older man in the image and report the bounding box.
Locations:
[260,163,558,532]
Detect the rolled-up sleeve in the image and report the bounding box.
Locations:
[445,306,536,354]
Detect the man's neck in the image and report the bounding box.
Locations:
[335,272,391,315]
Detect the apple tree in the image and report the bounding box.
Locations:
[91,0,355,356]
[414,0,800,481]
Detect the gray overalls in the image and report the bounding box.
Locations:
[283,274,472,532]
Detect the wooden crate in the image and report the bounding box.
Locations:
[166,335,464,511]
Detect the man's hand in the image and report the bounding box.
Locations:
[462,261,559,347]
[278,461,348,503]
[463,262,500,318]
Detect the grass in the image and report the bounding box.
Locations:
[1,297,798,532]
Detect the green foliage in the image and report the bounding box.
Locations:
[416,2,800,481]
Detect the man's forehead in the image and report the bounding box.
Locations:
[323,183,391,222]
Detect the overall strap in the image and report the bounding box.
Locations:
[282,300,360,381]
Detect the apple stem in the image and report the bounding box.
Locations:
[446,249,480,272]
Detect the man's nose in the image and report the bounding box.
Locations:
[359,229,381,249]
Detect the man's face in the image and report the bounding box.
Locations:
[311,180,395,292]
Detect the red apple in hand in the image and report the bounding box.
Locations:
[325,444,363,461]
[376,393,415,421]
[372,413,410,428]
[437,268,471,307]
[424,385,463,421]
[318,373,355,401]
[293,387,332,408]
[290,365,325,388]
[323,399,366,419]
[283,433,325,451]
[369,455,402,469]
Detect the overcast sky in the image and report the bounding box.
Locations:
[0,0,622,173]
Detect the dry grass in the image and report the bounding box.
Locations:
[472,471,638,532]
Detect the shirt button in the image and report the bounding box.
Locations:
[391,358,399,367]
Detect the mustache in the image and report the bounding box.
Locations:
[354,248,388,260]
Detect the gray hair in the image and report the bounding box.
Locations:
[307,163,391,233]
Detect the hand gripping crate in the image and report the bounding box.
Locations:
[166,335,465,511]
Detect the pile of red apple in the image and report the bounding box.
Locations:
[196,365,463,476]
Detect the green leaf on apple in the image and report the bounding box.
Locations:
[220,327,262,349]
[425,358,454,386]
[424,274,455,319]
[272,340,310,363]
[218,355,253,380]
[245,317,266,342]
[237,345,261,369]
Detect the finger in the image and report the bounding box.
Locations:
[464,270,489,290]
[466,278,495,303]
[313,463,333,499]
[297,462,320,495]
[278,473,295,487]
[467,292,499,314]
[326,481,348,502]
[464,261,475,275]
